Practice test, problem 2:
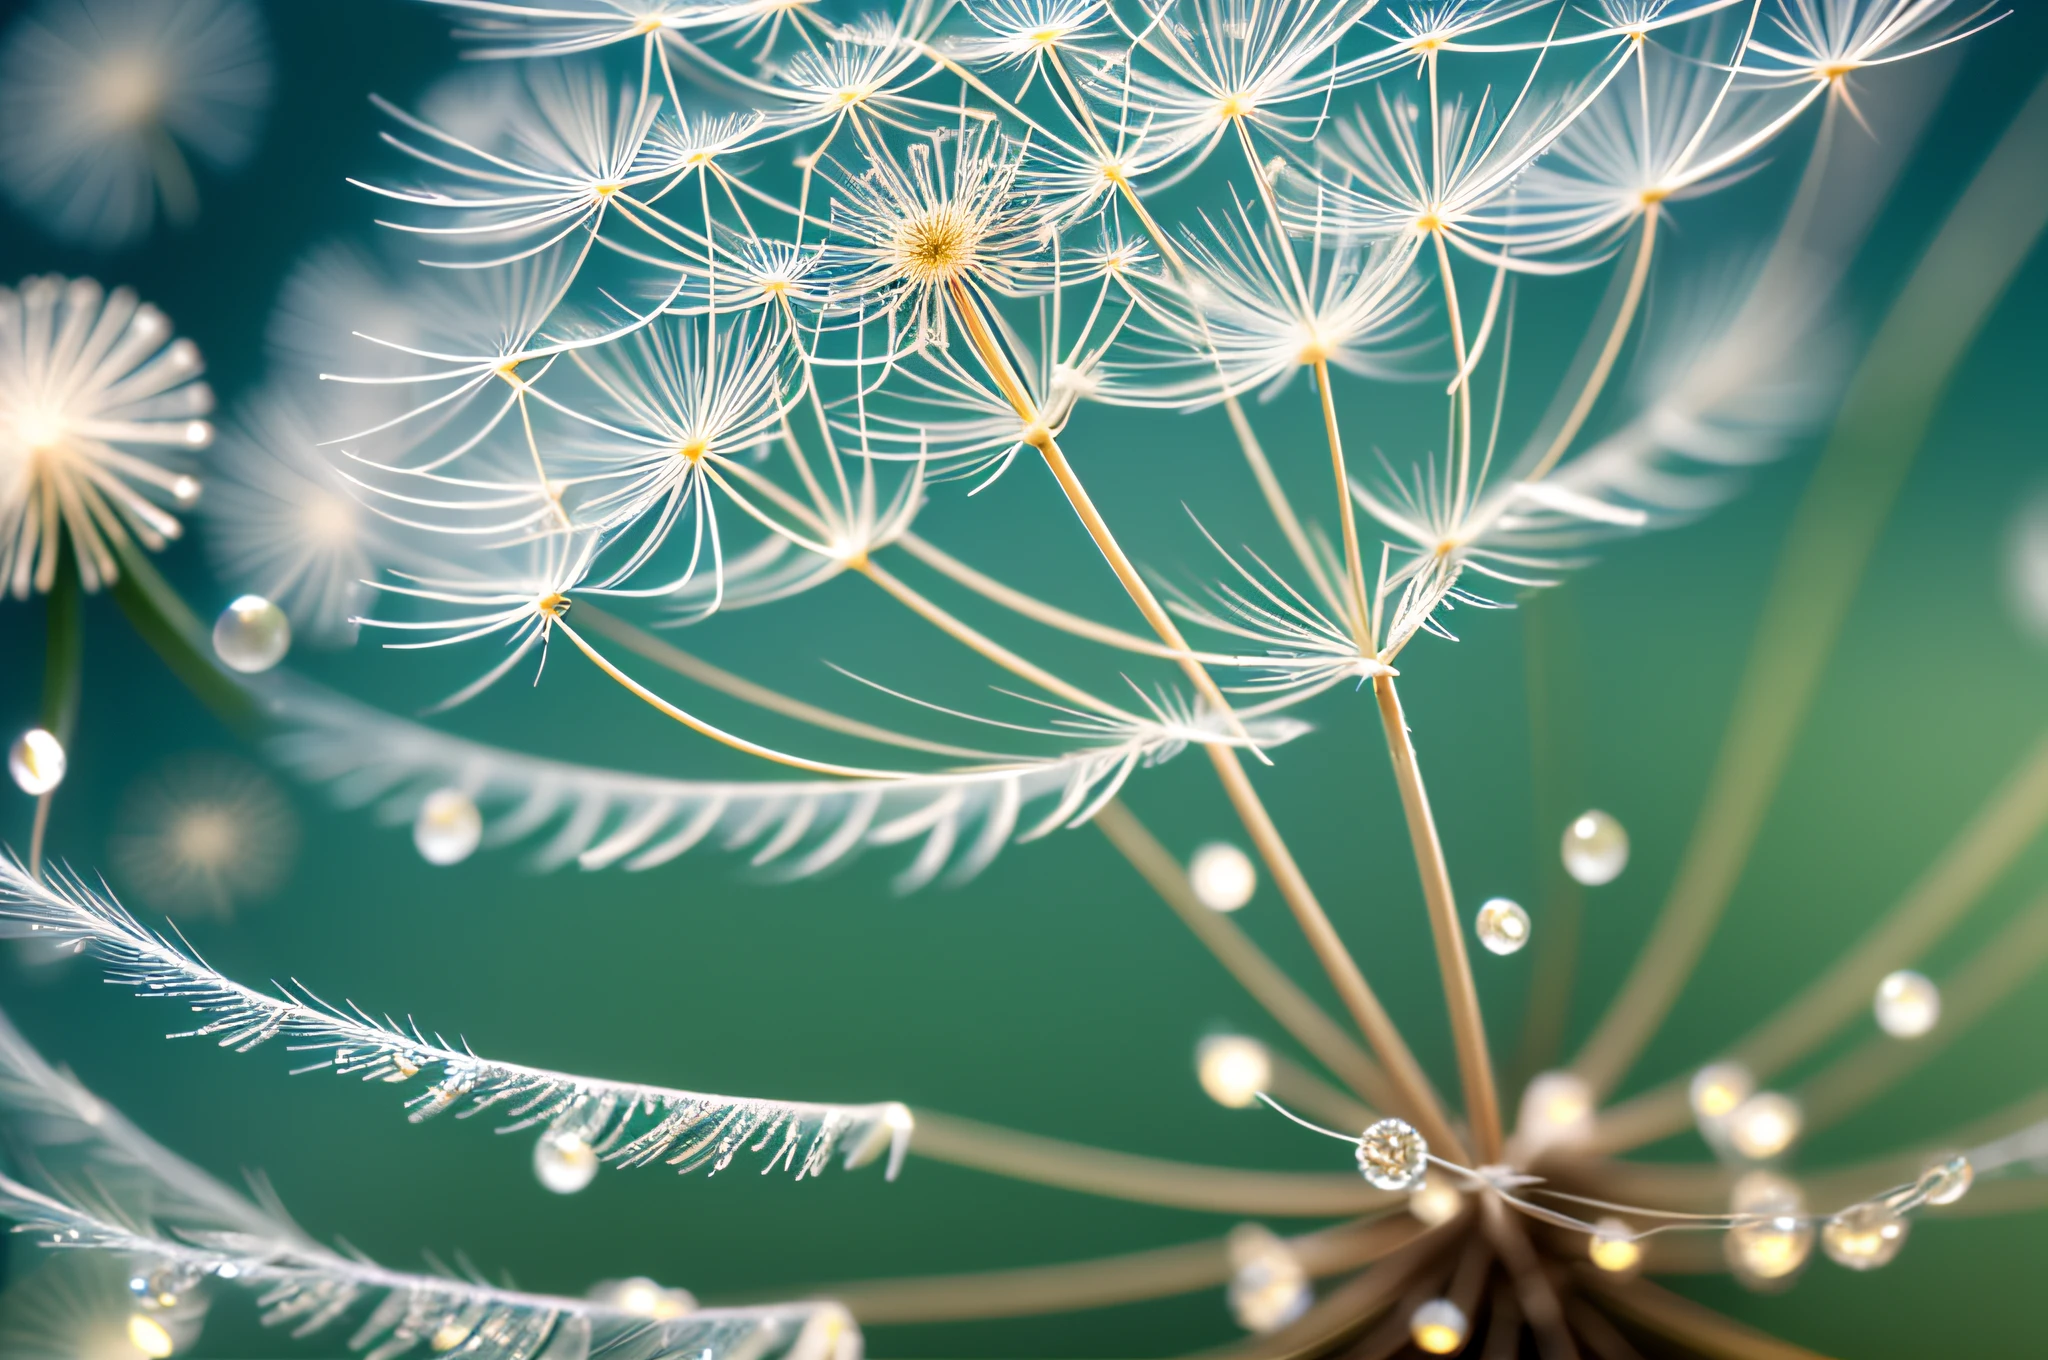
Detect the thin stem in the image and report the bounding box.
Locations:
[1524,210,1658,484]
[854,557,1135,722]
[1591,730,2048,1154]
[27,797,52,882]
[1571,76,2048,1096]
[1511,588,1587,1088]
[906,1108,1395,1216]
[1580,1274,1835,1360]
[1094,798,1395,1109]
[1315,357,1374,648]
[1375,675,1503,1162]
[575,602,1005,760]
[803,1217,1407,1324]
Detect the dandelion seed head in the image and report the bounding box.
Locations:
[109,753,299,919]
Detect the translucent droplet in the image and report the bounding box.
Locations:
[587,1277,695,1319]
[1474,898,1530,955]
[1822,1201,1908,1270]
[1516,1071,1594,1149]
[1189,841,1257,911]
[1409,1299,1467,1355]
[1356,1117,1427,1191]
[1226,1224,1310,1333]
[1918,1154,1972,1207]
[1688,1061,1754,1129]
[534,1129,599,1194]
[1561,809,1628,885]
[413,788,482,866]
[432,1318,476,1351]
[1726,1091,1802,1161]
[1726,1211,1813,1287]
[128,1314,177,1359]
[1197,1034,1270,1109]
[1588,1217,1641,1273]
[212,595,291,674]
[9,727,65,795]
[787,1303,860,1360]
[1872,969,1940,1039]
[1407,1179,1464,1227]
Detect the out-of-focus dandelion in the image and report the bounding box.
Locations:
[0,1251,206,1360]
[0,275,212,597]
[0,0,272,248]
[108,752,298,918]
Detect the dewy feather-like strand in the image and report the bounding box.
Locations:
[0,857,913,1184]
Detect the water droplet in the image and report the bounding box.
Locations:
[128,1314,177,1359]
[1407,1179,1464,1227]
[1197,1034,1270,1109]
[1726,1091,1802,1161]
[1516,1071,1594,1149]
[9,728,65,795]
[1822,1201,1908,1270]
[212,595,291,674]
[1918,1154,1972,1207]
[413,788,482,866]
[1409,1299,1467,1354]
[1225,1225,1309,1333]
[1355,1117,1426,1191]
[587,1276,696,1318]
[1474,897,1529,955]
[1726,1211,1813,1288]
[1561,809,1628,885]
[1188,841,1256,911]
[1872,969,1939,1038]
[534,1128,599,1194]
[1688,1061,1754,1129]
[1588,1218,1641,1273]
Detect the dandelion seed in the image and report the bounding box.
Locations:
[0,276,212,597]
[0,0,272,247]
[108,753,298,919]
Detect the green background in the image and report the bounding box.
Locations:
[2,2,2047,1355]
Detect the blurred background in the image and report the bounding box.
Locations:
[2,1,2046,1355]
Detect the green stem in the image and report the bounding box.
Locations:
[108,539,261,736]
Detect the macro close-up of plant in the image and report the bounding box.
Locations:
[3,0,2048,1356]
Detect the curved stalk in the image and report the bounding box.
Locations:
[907,1108,1395,1216]
[1523,210,1659,485]
[1374,675,1503,1162]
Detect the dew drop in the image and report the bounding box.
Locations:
[1355,1117,1427,1191]
[1822,1201,1908,1270]
[534,1128,599,1194]
[1919,1154,1972,1207]
[1225,1225,1309,1333]
[587,1276,695,1318]
[1872,969,1939,1039]
[1188,841,1256,911]
[1561,809,1628,885]
[9,728,66,795]
[1588,1217,1641,1273]
[1473,897,1529,955]
[1726,1211,1813,1288]
[1409,1298,1467,1354]
[128,1314,176,1359]
[212,596,291,674]
[1407,1179,1464,1227]
[413,788,482,866]
[1688,1061,1754,1129]
[1197,1034,1270,1109]
[1726,1091,1802,1161]
[1516,1070,1594,1149]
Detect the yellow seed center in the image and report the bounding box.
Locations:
[894,205,979,284]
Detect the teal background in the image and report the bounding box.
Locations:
[2,3,2047,1356]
